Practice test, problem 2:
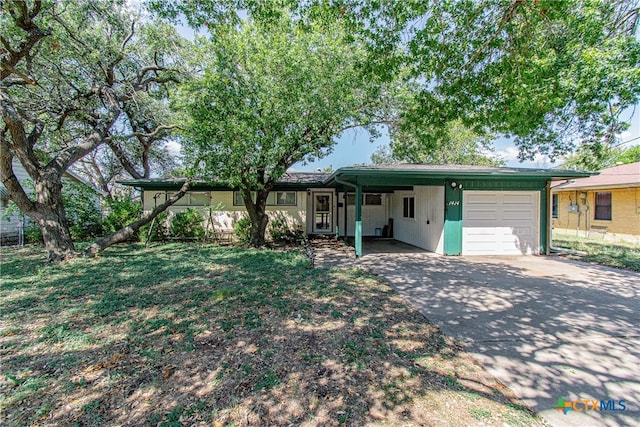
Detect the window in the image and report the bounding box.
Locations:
[233,191,297,206]
[233,191,250,206]
[275,191,296,206]
[365,194,382,205]
[346,193,382,205]
[403,196,415,219]
[167,191,190,206]
[189,192,210,206]
[167,191,210,206]
[594,192,612,220]
[552,194,559,218]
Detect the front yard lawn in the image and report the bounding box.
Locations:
[552,232,640,272]
[1,243,542,426]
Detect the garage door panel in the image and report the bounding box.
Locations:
[466,193,498,204]
[503,209,534,221]
[504,194,535,204]
[462,191,539,255]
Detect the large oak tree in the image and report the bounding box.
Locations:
[1,0,189,262]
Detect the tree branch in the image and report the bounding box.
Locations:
[86,179,191,257]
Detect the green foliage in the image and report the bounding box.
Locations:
[375,119,505,166]
[170,208,205,240]
[178,8,385,245]
[102,198,142,237]
[337,1,640,162]
[62,182,103,240]
[553,232,640,272]
[233,215,252,244]
[139,211,170,242]
[25,225,43,245]
[615,145,640,165]
[562,144,640,170]
[269,212,304,243]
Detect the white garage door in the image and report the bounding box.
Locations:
[462,191,540,255]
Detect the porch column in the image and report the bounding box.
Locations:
[335,188,340,240]
[355,184,362,257]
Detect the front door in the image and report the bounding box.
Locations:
[313,192,333,233]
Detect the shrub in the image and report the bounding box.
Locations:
[102,197,142,238]
[62,182,103,240]
[233,215,252,244]
[170,208,205,240]
[25,224,43,244]
[139,211,170,242]
[269,212,304,243]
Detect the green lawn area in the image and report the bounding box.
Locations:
[0,243,542,426]
[552,232,640,272]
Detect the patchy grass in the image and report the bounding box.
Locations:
[552,232,640,272]
[0,243,543,426]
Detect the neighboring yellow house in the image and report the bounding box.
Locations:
[551,161,640,244]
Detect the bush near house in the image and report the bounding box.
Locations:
[170,208,206,240]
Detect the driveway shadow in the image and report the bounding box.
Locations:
[357,249,640,427]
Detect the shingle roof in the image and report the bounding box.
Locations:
[552,162,640,190]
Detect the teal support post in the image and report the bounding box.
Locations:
[343,192,348,244]
[355,185,362,257]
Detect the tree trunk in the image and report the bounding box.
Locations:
[85,180,190,257]
[244,189,269,247]
[35,177,76,263]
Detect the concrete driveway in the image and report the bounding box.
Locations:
[356,242,640,427]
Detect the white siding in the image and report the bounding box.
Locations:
[462,191,539,255]
[391,186,445,253]
[0,160,33,241]
[335,192,390,236]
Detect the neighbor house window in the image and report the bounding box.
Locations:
[552,194,559,218]
[594,192,612,220]
[233,191,297,206]
[403,196,415,219]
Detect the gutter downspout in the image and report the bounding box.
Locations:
[334,175,362,257]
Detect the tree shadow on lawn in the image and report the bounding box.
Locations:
[1,243,541,426]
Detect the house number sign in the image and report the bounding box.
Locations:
[448,201,460,206]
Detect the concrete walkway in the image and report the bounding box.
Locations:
[343,241,639,427]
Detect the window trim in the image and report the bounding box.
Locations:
[233,191,297,207]
[166,191,211,207]
[345,193,383,206]
[402,196,415,219]
[594,191,612,221]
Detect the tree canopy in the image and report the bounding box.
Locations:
[372,120,504,167]
[179,9,387,245]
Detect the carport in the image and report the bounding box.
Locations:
[324,165,592,257]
